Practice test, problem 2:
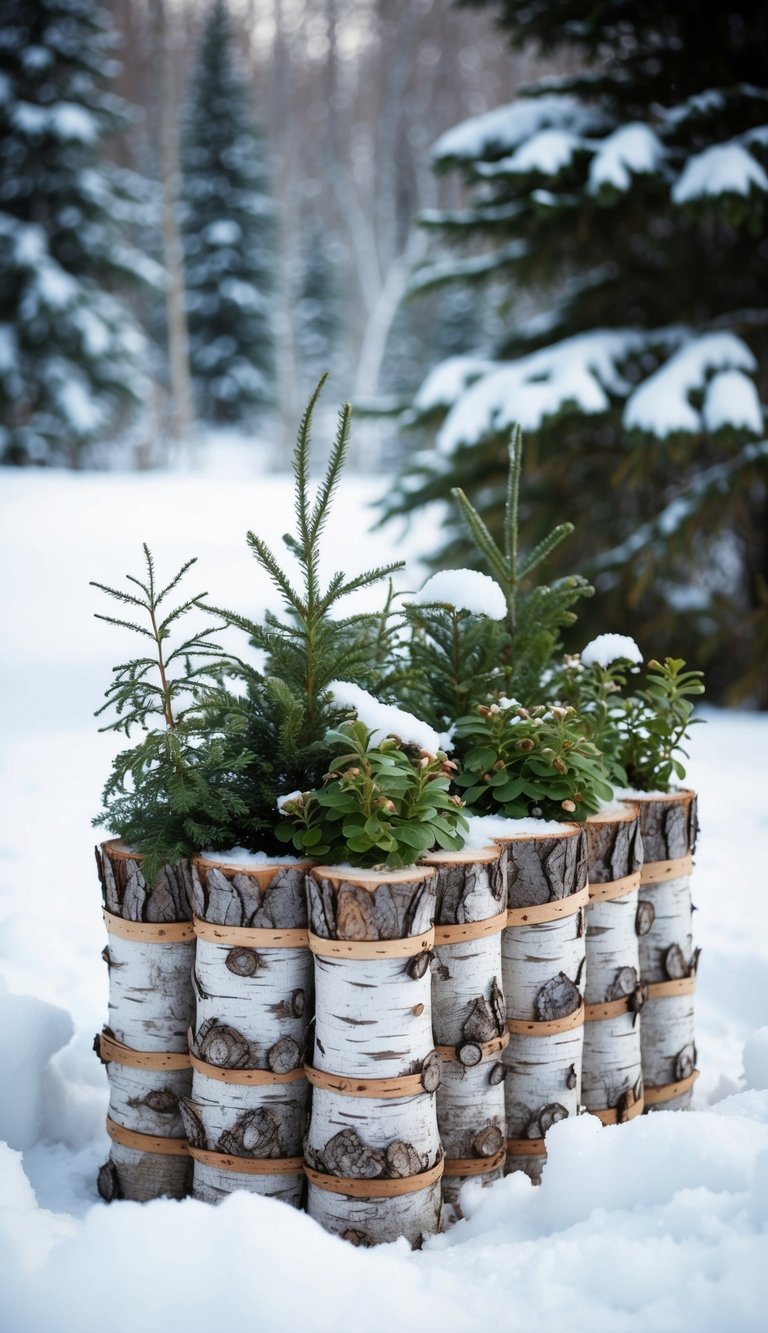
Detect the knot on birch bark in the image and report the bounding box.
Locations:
[664,944,694,980]
[421,1050,442,1092]
[534,973,581,1021]
[97,1159,122,1203]
[488,1062,508,1086]
[636,900,655,936]
[178,1098,207,1149]
[267,1036,302,1073]
[386,1141,423,1177]
[527,1103,568,1137]
[462,996,497,1045]
[197,1020,251,1068]
[219,1107,280,1157]
[606,966,639,1002]
[472,1123,504,1157]
[675,1044,696,1081]
[322,1129,386,1178]
[225,947,262,977]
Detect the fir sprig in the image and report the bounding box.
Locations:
[451,425,593,703]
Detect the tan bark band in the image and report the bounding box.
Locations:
[506,885,589,927]
[304,1158,444,1198]
[507,1003,585,1037]
[106,1117,189,1157]
[308,930,435,960]
[304,1062,436,1099]
[192,916,308,948]
[589,1095,645,1125]
[97,1031,191,1070]
[188,1147,303,1175]
[644,1069,699,1105]
[103,909,195,942]
[645,976,696,999]
[585,995,642,1022]
[588,872,642,902]
[443,1148,506,1178]
[434,910,508,945]
[506,1137,545,1156]
[435,1031,509,1061]
[640,854,693,884]
[189,1047,307,1085]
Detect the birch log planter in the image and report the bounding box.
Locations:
[94,839,195,1202]
[184,854,313,1205]
[583,805,645,1126]
[498,825,588,1183]
[422,846,508,1212]
[633,791,700,1111]
[304,864,443,1247]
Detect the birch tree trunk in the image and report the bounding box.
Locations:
[305,865,442,1247]
[186,855,312,1203]
[498,826,588,1183]
[583,805,645,1124]
[424,847,507,1212]
[633,791,700,1110]
[94,840,194,1202]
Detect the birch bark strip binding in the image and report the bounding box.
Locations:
[186,855,313,1204]
[583,804,645,1122]
[94,840,195,1203]
[305,865,442,1247]
[633,791,699,1110]
[498,825,587,1183]
[423,847,508,1209]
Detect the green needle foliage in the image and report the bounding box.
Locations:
[451,425,593,705]
[92,545,252,885]
[401,601,505,729]
[277,720,467,868]
[204,376,406,834]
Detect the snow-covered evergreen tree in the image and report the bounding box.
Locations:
[0,0,155,466]
[181,0,276,426]
[387,0,768,703]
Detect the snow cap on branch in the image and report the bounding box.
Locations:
[410,569,506,619]
[581,634,643,668]
[329,681,451,753]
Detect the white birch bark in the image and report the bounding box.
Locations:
[582,1015,643,1113]
[425,848,507,1204]
[181,1070,307,1203]
[497,828,587,1181]
[192,941,313,1072]
[632,792,699,1108]
[306,866,441,1246]
[106,933,196,1051]
[96,842,196,1202]
[503,1027,584,1183]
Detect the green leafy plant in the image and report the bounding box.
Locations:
[277,720,468,868]
[203,376,406,829]
[92,545,252,885]
[619,658,705,792]
[450,425,594,705]
[452,699,614,822]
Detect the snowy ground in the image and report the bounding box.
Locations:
[1,463,767,1332]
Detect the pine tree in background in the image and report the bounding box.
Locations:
[0,0,155,466]
[294,219,341,397]
[181,0,276,427]
[384,0,768,704]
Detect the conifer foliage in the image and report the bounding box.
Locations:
[387,0,768,703]
[181,0,276,425]
[0,0,154,465]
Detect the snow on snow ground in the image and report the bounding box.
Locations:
[1,466,767,1332]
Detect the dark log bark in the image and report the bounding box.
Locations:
[584,806,643,882]
[191,859,310,929]
[502,827,587,909]
[97,841,192,921]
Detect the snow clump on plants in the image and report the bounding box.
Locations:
[581,633,643,668]
[410,569,506,619]
[329,681,451,753]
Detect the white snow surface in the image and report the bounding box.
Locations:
[673,142,768,204]
[0,468,767,1330]
[588,123,665,192]
[432,95,605,163]
[581,633,643,668]
[702,369,765,435]
[198,847,304,867]
[329,681,450,754]
[463,815,577,848]
[623,332,758,437]
[410,569,506,619]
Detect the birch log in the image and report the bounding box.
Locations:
[187,855,313,1202]
[305,865,442,1247]
[633,792,699,1110]
[95,840,195,1202]
[583,805,645,1123]
[498,825,587,1183]
[424,847,507,1210]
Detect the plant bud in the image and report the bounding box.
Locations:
[553,756,567,774]
[561,799,576,812]
[519,738,535,752]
